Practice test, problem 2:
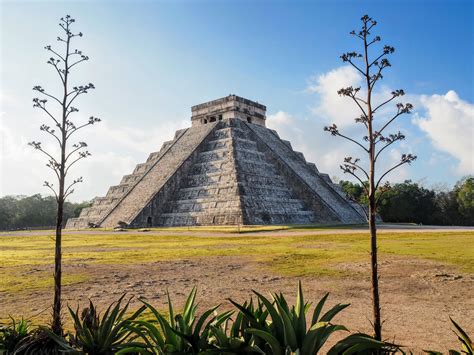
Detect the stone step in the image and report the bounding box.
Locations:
[197,147,266,163]
[66,217,93,228]
[174,128,187,139]
[186,171,237,187]
[241,199,306,212]
[205,136,257,148]
[245,211,315,225]
[191,160,234,174]
[185,170,288,188]
[167,201,242,213]
[93,196,119,206]
[157,210,314,226]
[234,138,258,150]
[92,196,109,204]
[100,122,219,227]
[168,196,305,213]
[157,212,243,226]
[106,183,132,197]
[246,122,366,223]
[294,151,306,162]
[240,174,286,187]
[203,138,232,151]
[160,140,174,152]
[176,183,241,200]
[145,151,162,163]
[307,162,319,173]
[198,149,232,162]
[120,173,143,185]
[133,162,153,174]
[240,185,293,199]
[234,148,266,161]
[212,126,246,140]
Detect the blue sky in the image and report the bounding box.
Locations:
[1,0,473,201]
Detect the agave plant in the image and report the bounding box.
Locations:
[12,328,63,355]
[46,294,146,354]
[450,317,473,355]
[0,317,31,354]
[229,281,348,354]
[328,333,399,354]
[207,299,266,354]
[231,282,397,355]
[424,317,473,355]
[130,287,231,354]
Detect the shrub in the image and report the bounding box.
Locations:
[46,295,146,354]
[130,287,252,354]
[13,328,62,355]
[231,281,397,354]
[14,284,474,354]
[0,318,31,354]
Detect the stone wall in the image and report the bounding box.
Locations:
[98,122,218,228]
[245,122,366,223]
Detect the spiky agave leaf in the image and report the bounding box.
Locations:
[243,283,350,354]
[450,317,473,354]
[328,333,399,354]
[138,299,181,352]
[0,317,32,353]
[64,295,146,353]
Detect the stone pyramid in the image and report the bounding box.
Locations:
[66,95,366,228]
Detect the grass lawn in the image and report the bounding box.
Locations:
[1,229,473,295]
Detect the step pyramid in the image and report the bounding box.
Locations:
[66,95,366,228]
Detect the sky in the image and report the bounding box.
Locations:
[1,0,473,202]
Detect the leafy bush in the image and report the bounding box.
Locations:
[0,318,31,354]
[231,281,396,354]
[130,287,256,354]
[13,328,62,355]
[46,295,146,354]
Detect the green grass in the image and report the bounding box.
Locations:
[0,230,473,294]
[72,223,369,233]
[1,270,89,293]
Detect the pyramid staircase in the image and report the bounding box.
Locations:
[67,117,365,228]
[156,119,316,226]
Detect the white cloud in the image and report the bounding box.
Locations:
[301,66,474,185]
[267,110,412,186]
[268,66,426,186]
[307,66,362,128]
[0,95,188,201]
[413,90,474,174]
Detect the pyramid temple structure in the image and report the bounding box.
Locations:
[66,95,366,228]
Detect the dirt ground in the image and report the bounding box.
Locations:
[1,226,473,352]
[2,252,473,352]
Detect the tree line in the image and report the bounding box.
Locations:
[1,177,471,231]
[0,194,91,230]
[339,176,473,226]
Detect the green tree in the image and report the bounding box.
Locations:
[456,177,474,224]
[0,194,90,230]
[377,181,438,224]
[0,196,18,230]
[339,180,365,202]
[16,194,57,227]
